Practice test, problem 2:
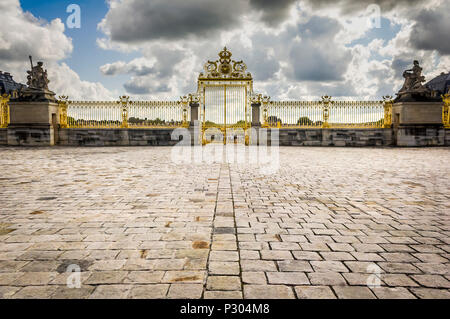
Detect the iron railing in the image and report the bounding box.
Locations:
[129,100,187,129]
[202,85,250,129]
[1,94,446,130]
[59,96,189,129]
[261,96,393,129]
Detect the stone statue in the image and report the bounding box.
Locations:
[27,56,50,90]
[398,61,427,94]
[395,60,437,102]
[13,56,56,102]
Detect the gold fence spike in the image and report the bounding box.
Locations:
[382,95,393,128]
[0,94,11,128]
[442,94,450,128]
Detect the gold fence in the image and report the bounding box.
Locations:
[443,94,450,128]
[262,96,393,129]
[59,96,188,129]
[0,94,10,128]
[0,94,446,130]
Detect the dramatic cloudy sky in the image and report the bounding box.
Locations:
[0,0,449,100]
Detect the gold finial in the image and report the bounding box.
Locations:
[321,95,333,103]
[219,47,232,62]
[443,93,450,104]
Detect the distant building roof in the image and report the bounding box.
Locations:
[426,72,450,95]
[0,71,25,96]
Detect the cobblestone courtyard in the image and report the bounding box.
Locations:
[0,146,449,299]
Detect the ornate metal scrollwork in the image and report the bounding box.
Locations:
[0,93,10,128]
[58,95,69,128]
[382,95,394,128]
[442,94,450,128]
[118,96,130,128]
[199,47,252,80]
[321,96,333,128]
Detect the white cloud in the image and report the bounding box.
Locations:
[2,0,447,102]
[0,0,71,62]
[0,0,115,100]
[100,58,157,76]
[95,0,449,101]
[49,62,116,100]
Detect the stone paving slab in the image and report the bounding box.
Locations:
[0,146,449,299]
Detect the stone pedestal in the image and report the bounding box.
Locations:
[190,102,199,127]
[251,103,261,127]
[392,102,444,146]
[393,102,443,125]
[7,101,60,146]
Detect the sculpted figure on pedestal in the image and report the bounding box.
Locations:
[398,61,427,94]
[15,56,56,102]
[27,57,50,90]
[395,60,438,102]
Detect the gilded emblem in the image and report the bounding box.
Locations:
[199,47,251,80]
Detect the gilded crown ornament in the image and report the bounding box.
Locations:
[218,47,232,64]
[199,47,252,80]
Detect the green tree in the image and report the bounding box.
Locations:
[297,116,314,126]
[267,116,281,126]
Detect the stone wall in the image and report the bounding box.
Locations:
[58,128,396,147]
[2,127,448,147]
[276,129,323,146]
[324,129,393,147]
[58,128,181,146]
[265,128,393,147]
[7,125,54,146]
[396,125,445,147]
[0,128,7,145]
